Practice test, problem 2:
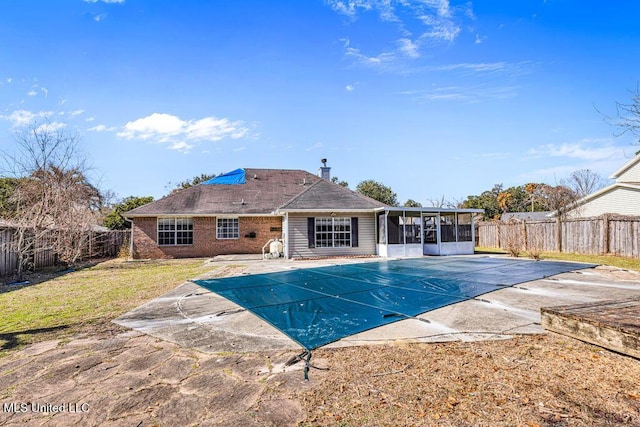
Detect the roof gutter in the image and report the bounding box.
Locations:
[275,208,380,214]
[124,212,285,218]
[377,207,484,214]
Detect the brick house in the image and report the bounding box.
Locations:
[125,164,481,259]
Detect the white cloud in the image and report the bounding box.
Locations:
[1,110,54,127]
[93,13,108,22]
[345,84,356,91]
[325,0,372,19]
[306,142,324,151]
[88,124,116,132]
[427,61,535,76]
[398,38,420,58]
[401,84,519,102]
[68,109,85,117]
[25,84,49,98]
[35,121,66,134]
[169,141,193,152]
[118,112,250,151]
[528,139,621,161]
[329,0,470,67]
[84,0,125,3]
[345,46,395,67]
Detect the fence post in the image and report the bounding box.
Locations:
[556,217,562,253]
[603,214,610,255]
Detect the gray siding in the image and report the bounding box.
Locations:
[287,213,377,258]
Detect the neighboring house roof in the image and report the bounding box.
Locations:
[560,154,640,218]
[610,154,640,182]
[125,168,387,217]
[501,211,553,221]
[278,179,387,212]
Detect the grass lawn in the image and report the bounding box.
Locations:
[0,258,211,354]
[2,250,638,356]
[476,246,640,271]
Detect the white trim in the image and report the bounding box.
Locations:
[157,217,194,246]
[276,208,377,214]
[314,216,352,249]
[610,155,640,179]
[125,213,284,218]
[375,207,484,214]
[216,217,239,240]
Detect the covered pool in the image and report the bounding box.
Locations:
[194,257,595,351]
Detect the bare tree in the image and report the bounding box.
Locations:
[610,85,640,146]
[1,120,103,278]
[567,169,608,198]
[426,195,457,208]
[537,184,578,252]
[498,219,524,257]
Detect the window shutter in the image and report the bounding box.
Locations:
[351,217,359,247]
[307,217,315,248]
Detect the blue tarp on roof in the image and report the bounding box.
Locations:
[201,168,246,185]
[194,257,596,350]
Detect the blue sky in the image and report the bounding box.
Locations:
[1,0,639,205]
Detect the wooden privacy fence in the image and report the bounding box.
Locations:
[477,214,640,258]
[0,227,129,277]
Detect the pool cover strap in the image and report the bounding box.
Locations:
[286,350,329,381]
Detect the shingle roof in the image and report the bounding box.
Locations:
[278,179,387,211]
[125,168,385,216]
[501,211,553,221]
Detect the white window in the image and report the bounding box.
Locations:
[158,218,193,246]
[315,217,351,248]
[217,217,239,239]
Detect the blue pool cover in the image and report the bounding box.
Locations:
[194,257,595,351]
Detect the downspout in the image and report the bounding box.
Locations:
[123,216,135,261]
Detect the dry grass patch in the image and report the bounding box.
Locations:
[297,334,640,426]
[0,258,211,352]
[475,247,640,272]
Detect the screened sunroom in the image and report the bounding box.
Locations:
[375,207,483,257]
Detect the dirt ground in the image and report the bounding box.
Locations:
[0,323,309,426]
[0,324,639,426]
[1,262,639,426]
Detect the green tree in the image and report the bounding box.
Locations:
[462,184,549,219]
[355,179,398,206]
[168,173,215,195]
[103,196,154,230]
[403,199,422,207]
[331,176,349,188]
[0,177,21,218]
[460,184,503,220]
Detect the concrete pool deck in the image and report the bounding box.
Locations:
[114,255,640,354]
